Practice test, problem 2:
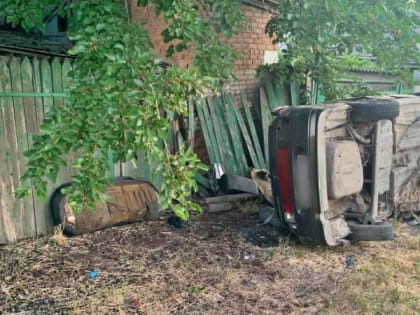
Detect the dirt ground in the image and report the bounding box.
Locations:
[1,203,419,315]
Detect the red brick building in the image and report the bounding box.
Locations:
[130,0,278,97]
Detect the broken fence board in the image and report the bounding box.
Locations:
[240,92,265,168]
[206,97,229,171]
[203,98,224,164]
[195,100,217,163]
[223,95,248,176]
[188,101,195,149]
[227,94,262,169]
[212,97,239,175]
[264,81,278,110]
[260,87,272,168]
[290,76,300,107]
[274,82,290,106]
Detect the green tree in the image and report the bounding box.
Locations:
[1,0,245,219]
[263,0,420,102]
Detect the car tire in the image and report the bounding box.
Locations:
[49,183,80,236]
[347,98,400,122]
[346,221,394,241]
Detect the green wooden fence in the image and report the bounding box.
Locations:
[0,56,162,243]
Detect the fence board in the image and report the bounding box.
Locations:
[51,58,64,108]
[39,58,58,231]
[32,58,55,235]
[226,95,261,169]
[1,57,25,240]
[9,57,37,238]
[21,57,45,235]
[59,59,77,183]
[240,93,265,168]
[195,100,216,163]
[259,87,272,168]
[223,96,248,176]
[32,58,45,127]
[0,57,18,243]
[40,59,54,114]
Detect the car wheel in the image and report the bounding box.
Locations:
[346,221,394,241]
[347,98,400,122]
[49,183,80,236]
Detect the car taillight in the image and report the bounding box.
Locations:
[277,147,295,214]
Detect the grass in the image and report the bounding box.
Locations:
[0,209,419,314]
[327,223,420,315]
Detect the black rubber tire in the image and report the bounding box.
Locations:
[49,183,80,236]
[347,221,394,241]
[347,98,400,122]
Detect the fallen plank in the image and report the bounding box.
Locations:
[207,202,235,213]
[220,173,259,195]
[205,193,256,204]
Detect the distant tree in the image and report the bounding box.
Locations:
[263,0,420,101]
[1,0,245,219]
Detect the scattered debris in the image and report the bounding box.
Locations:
[251,168,273,205]
[258,206,282,228]
[241,225,283,248]
[167,215,188,229]
[123,292,140,310]
[344,255,356,268]
[88,270,98,279]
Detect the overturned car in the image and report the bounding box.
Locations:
[269,94,420,246]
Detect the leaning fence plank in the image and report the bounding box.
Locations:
[259,87,272,168]
[201,98,222,163]
[223,95,248,176]
[275,82,290,106]
[240,93,265,168]
[195,100,216,163]
[264,81,278,110]
[9,57,36,238]
[227,95,261,169]
[204,97,225,166]
[212,97,238,175]
[290,76,300,107]
[188,101,195,149]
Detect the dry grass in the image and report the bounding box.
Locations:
[0,208,419,315]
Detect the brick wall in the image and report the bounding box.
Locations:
[130,3,276,97]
